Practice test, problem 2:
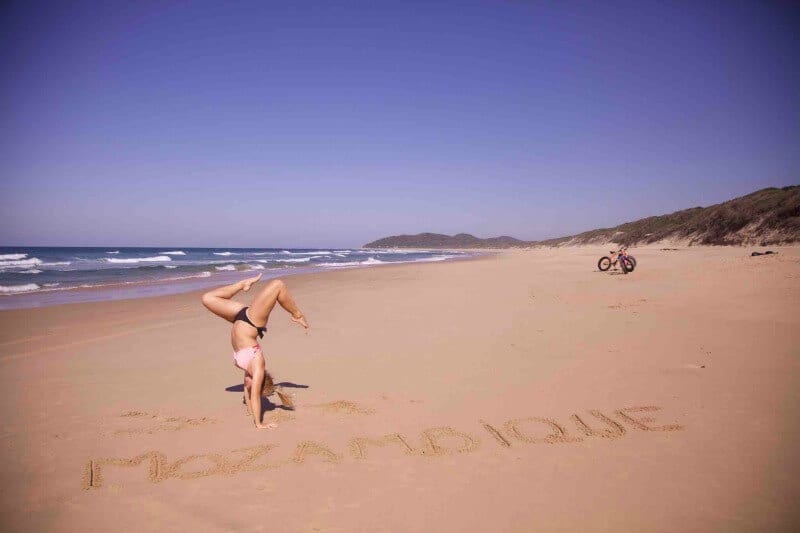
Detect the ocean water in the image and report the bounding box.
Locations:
[0,247,469,309]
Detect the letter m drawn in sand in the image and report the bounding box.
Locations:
[82,451,167,490]
[348,433,416,459]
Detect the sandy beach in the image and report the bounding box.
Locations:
[1,246,798,532]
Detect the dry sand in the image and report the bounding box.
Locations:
[1,246,798,532]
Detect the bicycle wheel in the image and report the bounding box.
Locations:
[598,257,612,271]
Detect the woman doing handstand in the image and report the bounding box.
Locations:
[201,274,309,429]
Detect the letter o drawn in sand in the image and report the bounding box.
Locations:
[503,417,582,444]
[419,427,480,456]
[166,454,229,480]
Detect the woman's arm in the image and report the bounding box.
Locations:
[243,377,253,415]
[249,366,275,429]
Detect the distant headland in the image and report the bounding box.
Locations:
[364,185,799,249]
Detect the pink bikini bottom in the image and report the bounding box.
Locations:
[233,344,261,375]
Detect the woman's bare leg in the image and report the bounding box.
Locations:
[248,279,309,328]
[201,274,262,322]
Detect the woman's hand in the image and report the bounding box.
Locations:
[291,313,309,329]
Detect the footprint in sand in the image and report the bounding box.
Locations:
[608,299,648,311]
[264,410,295,425]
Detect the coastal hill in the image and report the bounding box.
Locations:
[364,185,800,248]
[364,233,527,249]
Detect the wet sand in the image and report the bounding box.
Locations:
[1,246,798,532]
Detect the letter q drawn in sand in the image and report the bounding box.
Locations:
[503,417,582,444]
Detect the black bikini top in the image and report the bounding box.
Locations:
[234,307,266,339]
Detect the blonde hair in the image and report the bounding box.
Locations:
[261,370,275,398]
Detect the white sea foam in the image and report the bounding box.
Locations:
[247,264,265,270]
[162,251,186,256]
[318,255,457,268]
[40,261,71,267]
[213,252,238,256]
[139,272,212,282]
[318,261,362,267]
[319,257,386,268]
[364,249,420,254]
[105,256,172,264]
[35,271,216,293]
[0,257,43,268]
[284,251,332,255]
[333,250,351,254]
[283,256,319,263]
[0,283,40,294]
[0,253,27,260]
[215,264,237,271]
[255,256,320,264]
[42,271,213,293]
[165,265,178,269]
[106,251,120,254]
[141,271,212,282]
[21,269,42,274]
[173,271,211,280]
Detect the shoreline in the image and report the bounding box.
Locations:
[2,242,783,310]
[0,251,484,310]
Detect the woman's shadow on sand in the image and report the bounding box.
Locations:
[225,381,309,413]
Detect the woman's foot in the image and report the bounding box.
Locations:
[241,274,263,292]
[255,422,278,429]
[291,313,309,329]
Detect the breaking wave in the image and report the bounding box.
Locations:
[105,256,172,264]
[0,257,43,269]
[0,283,40,294]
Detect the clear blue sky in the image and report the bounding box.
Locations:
[1,1,798,247]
